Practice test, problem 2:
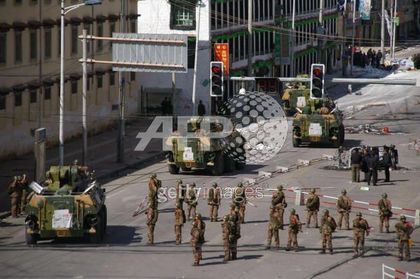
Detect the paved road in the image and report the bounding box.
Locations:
[1,78,419,279]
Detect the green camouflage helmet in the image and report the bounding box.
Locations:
[237,182,243,187]
[341,189,347,194]
[311,188,316,194]
[290,208,296,214]
[177,179,183,184]
[191,183,196,187]
[195,213,202,220]
[277,185,283,191]
[356,212,362,217]
[212,182,218,187]
[150,173,157,179]
[382,193,388,199]
[400,215,406,220]
[323,209,329,215]
[223,215,229,221]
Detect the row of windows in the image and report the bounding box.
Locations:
[0,19,136,65]
[211,0,274,30]
[0,71,135,110]
[0,0,120,5]
[280,0,337,17]
[294,18,337,46]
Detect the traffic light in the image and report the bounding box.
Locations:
[210,61,224,97]
[310,64,325,99]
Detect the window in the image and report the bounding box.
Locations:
[30,30,37,60]
[30,90,37,103]
[71,80,78,94]
[170,0,196,30]
[187,38,195,69]
[130,72,136,81]
[15,92,22,106]
[97,75,103,88]
[44,28,52,59]
[14,31,22,63]
[71,25,78,54]
[109,72,115,86]
[0,95,5,110]
[0,32,6,64]
[130,21,136,33]
[97,23,103,51]
[44,86,51,100]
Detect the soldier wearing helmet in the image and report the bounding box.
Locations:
[352,212,370,257]
[186,183,198,220]
[286,208,302,252]
[232,182,247,223]
[306,188,320,228]
[8,176,23,218]
[190,213,206,266]
[266,206,280,250]
[395,215,413,261]
[221,215,230,262]
[337,189,352,230]
[319,209,337,254]
[208,182,221,222]
[175,179,186,209]
[378,193,392,233]
[271,185,287,230]
[227,214,241,260]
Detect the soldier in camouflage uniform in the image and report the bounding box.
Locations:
[286,209,302,251]
[221,215,230,262]
[208,182,221,222]
[186,183,198,220]
[227,214,241,260]
[378,193,392,233]
[19,174,29,213]
[148,173,160,209]
[266,206,280,250]
[319,209,337,254]
[232,182,247,223]
[395,215,413,261]
[146,173,160,245]
[306,188,320,228]
[146,206,158,245]
[190,214,206,266]
[352,212,369,257]
[337,189,352,230]
[174,202,186,245]
[175,179,186,209]
[272,185,287,230]
[8,176,23,218]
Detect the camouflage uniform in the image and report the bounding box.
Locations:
[148,174,160,209]
[174,203,186,245]
[378,193,392,233]
[286,209,301,251]
[306,189,320,228]
[352,212,369,257]
[175,179,186,209]
[190,214,206,266]
[337,190,352,230]
[8,176,23,218]
[271,185,287,229]
[395,215,413,261]
[221,215,230,262]
[266,206,280,249]
[227,215,241,260]
[186,184,198,220]
[146,207,158,245]
[19,174,30,213]
[147,174,160,244]
[208,183,221,222]
[232,183,247,223]
[320,209,337,254]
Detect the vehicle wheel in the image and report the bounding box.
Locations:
[181,167,191,172]
[235,161,246,170]
[293,137,301,147]
[212,152,224,176]
[25,225,38,245]
[89,215,104,244]
[224,154,235,172]
[168,164,179,174]
[339,125,345,145]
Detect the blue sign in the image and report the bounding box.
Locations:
[359,0,371,20]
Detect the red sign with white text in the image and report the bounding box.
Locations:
[214,43,229,75]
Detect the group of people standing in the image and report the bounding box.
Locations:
[352,48,383,68]
[350,145,398,185]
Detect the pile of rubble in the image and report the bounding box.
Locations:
[345,124,403,135]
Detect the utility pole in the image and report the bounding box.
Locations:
[350,0,356,76]
[38,0,43,129]
[192,1,201,114]
[59,0,65,166]
[82,29,88,165]
[380,0,385,64]
[247,0,253,78]
[318,0,324,66]
[117,0,126,163]
[390,0,394,60]
[392,0,397,61]
[290,0,296,77]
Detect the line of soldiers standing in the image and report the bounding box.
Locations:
[8,174,30,218]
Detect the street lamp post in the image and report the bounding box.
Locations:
[59,0,101,166]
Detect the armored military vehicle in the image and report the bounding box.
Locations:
[292,98,345,147]
[166,117,242,175]
[24,165,107,245]
[281,75,310,116]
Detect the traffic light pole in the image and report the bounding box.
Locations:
[192,1,202,114]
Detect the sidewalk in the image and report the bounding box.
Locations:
[0,117,164,214]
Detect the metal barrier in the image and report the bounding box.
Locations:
[382,264,420,279]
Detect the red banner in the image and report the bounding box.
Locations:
[214,43,229,75]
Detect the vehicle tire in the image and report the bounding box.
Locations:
[89,215,104,244]
[25,225,38,245]
[293,137,301,147]
[168,164,180,174]
[224,154,235,172]
[212,152,224,176]
[235,161,246,170]
[181,167,191,172]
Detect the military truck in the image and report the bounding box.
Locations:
[292,98,345,147]
[281,75,310,116]
[24,165,107,245]
[166,117,243,175]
